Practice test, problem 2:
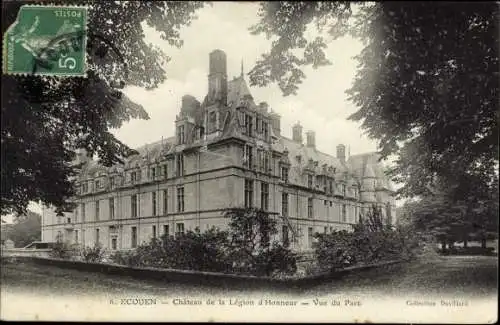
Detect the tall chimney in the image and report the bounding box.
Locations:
[336,144,346,163]
[208,49,227,103]
[292,122,303,144]
[306,131,315,148]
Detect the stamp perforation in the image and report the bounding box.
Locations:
[3,3,89,78]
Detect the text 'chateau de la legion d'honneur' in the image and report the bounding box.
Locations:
[41,49,396,252]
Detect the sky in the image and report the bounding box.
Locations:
[4,2,396,223]
[113,2,376,156]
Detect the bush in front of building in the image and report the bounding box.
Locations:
[109,227,232,272]
[49,241,79,260]
[81,244,106,263]
[314,205,420,273]
[224,208,297,277]
[108,208,297,277]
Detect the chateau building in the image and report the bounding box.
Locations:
[41,49,396,252]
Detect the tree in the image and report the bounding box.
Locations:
[224,207,297,276]
[1,1,207,216]
[249,2,498,200]
[5,211,42,248]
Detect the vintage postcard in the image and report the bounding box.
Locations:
[1,1,498,323]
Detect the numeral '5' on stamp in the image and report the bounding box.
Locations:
[3,5,88,77]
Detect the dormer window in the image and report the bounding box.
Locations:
[208,111,217,133]
[244,114,253,136]
[307,174,313,188]
[177,125,185,144]
[82,181,89,193]
[281,166,289,183]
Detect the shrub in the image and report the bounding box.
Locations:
[314,205,420,272]
[50,241,79,260]
[81,244,105,263]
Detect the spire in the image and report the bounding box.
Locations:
[240,59,244,78]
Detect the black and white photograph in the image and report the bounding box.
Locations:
[1,1,498,323]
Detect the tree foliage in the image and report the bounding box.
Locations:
[224,207,297,276]
[2,210,41,248]
[249,2,498,201]
[314,205,419,273]
[1,1,207,216]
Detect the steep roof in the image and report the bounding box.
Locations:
[227,76,255,109]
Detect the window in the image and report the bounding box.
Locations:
[110,176,115,189]
[82,203,86,222]
[282,225,289,247]
[176,223,185,237]
[244,114,253,136]
[163,165,168,179]
[308,198,314,218]
[177,125,185,144]
[109,198,115,220]
[256,117,261,133]
[131,194,138,218]
[280,166,289,183]
[163,189,168,215]
[243,144,253,168]
[131,171,138,183]
[324,226,328,233]
[82,181,88,193]
[163,225,169,237]
[95,179,101,190]
[342,184,346,196]
[281,192,289,217]
[244,179,254,208]
[199,126,205,139]
[208,111,217,133]
[152,225,157,239]
[95,200,100,221]
[308,174,313,188]
[330,201,333,207]
[263,151,269,172]
[67,217,71,224]
[152,192,157,216]
[75,230,78,244]
[324,200,328,206]
[151,167,156,180]
[355,206,359,222]
[111,238,117,250]
[177,187,185,212]
[263,121,268,140]
[308,227,313,248]
[342,204,347,222]
[131,226,137,248]
[95,228,100,245]
[329,180,333,193]
[176,154,184,177]
[260,182,269,211]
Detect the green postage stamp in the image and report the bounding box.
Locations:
[3,5,88,76]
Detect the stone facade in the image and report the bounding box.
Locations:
[41,49,396,252]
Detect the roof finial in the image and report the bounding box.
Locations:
[240,59,244,78]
